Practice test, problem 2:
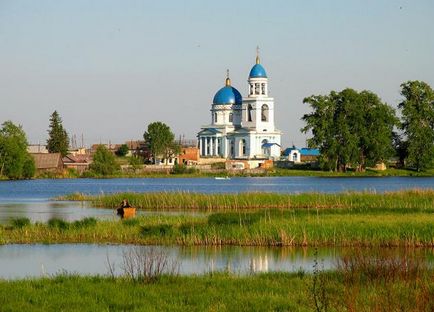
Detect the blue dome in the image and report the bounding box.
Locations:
[249,64,267,78]
[213,86,242,105]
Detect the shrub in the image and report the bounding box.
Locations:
[141,224,173,236]
[171,164,197,174]
[121,247,179,283]
[48,218,69,230]
[72,217,97,229]
[89,145,120,176]
[10,217,31,229]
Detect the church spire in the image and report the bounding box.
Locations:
[225,69,231,86]
[256,46,260,64]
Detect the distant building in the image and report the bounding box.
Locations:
[197,51,282,167]
[283,147,320,163]
[31,153,63,173]
[63,154,92,174]
[299,148,320,163]
[27,144,48,154]
[178,147,199,165]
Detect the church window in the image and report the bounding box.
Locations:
[261,104,269,122]
[250,84,254,95]
[261,83,266,95]
[255,83,260,95]
[240,139,246,156]
[230,139,235,157]
[214,113,217,123]
[261,139,270,156]
[247,104,253,122]
[229,113,233,123]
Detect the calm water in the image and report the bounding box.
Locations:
[1,177,433,223]
[1,177,434,202]
[1,244,431,279]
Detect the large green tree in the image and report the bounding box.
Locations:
[0,121,35,179]
[143,122,179,164]
[399,81,434,171]
[89,145,120,176]
[302,88,397,172]
[47,111,69,156]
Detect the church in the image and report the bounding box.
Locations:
[197,52,282,165]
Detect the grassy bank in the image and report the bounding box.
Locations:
[1,262,433,311]
[18,167,434,180]
[59,189,434,212]
[1,207,433,246]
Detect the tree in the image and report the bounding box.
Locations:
[399,81,434,171]
[115,144,129,157]
[47,111,69,156]
[302,89,397,172]
[128,155,143,173]
[0,121,35,179]
[89,145,120,175]
[143,122,178,164]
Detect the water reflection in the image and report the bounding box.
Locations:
[0,244,431,279]
[0,202,116,224]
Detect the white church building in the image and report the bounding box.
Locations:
[197,52,282,163]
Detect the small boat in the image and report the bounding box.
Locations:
[215,176,231,180]
[116,207,136,219]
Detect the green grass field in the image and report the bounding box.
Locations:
[1,267,432,311]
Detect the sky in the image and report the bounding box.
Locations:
[1,0,434,148]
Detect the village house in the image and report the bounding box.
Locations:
[30,153,63,173]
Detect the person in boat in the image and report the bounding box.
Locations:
[117,199,131,216]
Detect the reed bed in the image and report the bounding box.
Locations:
[1,211,433,247]
[58,189,434,213]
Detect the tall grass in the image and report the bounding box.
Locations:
[0,262,432,311]
[60,189,434,213]
[2,212,434,247]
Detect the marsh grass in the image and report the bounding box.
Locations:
[0,260,433,311]
[2,210,434,247]
[60,189,434,213]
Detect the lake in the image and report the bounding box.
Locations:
[1,244,431,279]
[2,176,434,202]
[1,176,434,223]
[1,177,433,279]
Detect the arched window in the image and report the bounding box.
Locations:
[255,83,260,95]
[230,139,235,157]
[239,139,246,156]
[229,113,233,123]
[261,104,269,122]
[214,113,217,123]
[261,139,268,155]
[247,104,253,122]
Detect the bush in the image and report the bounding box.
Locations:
[89,145,120,176]
[72,217,97,228]
[10,217,31,229]
[141,224,173,236]
[48,218,70,230]
[171,164,197,174]
[115,144,129,157]
[22,154,36,179]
